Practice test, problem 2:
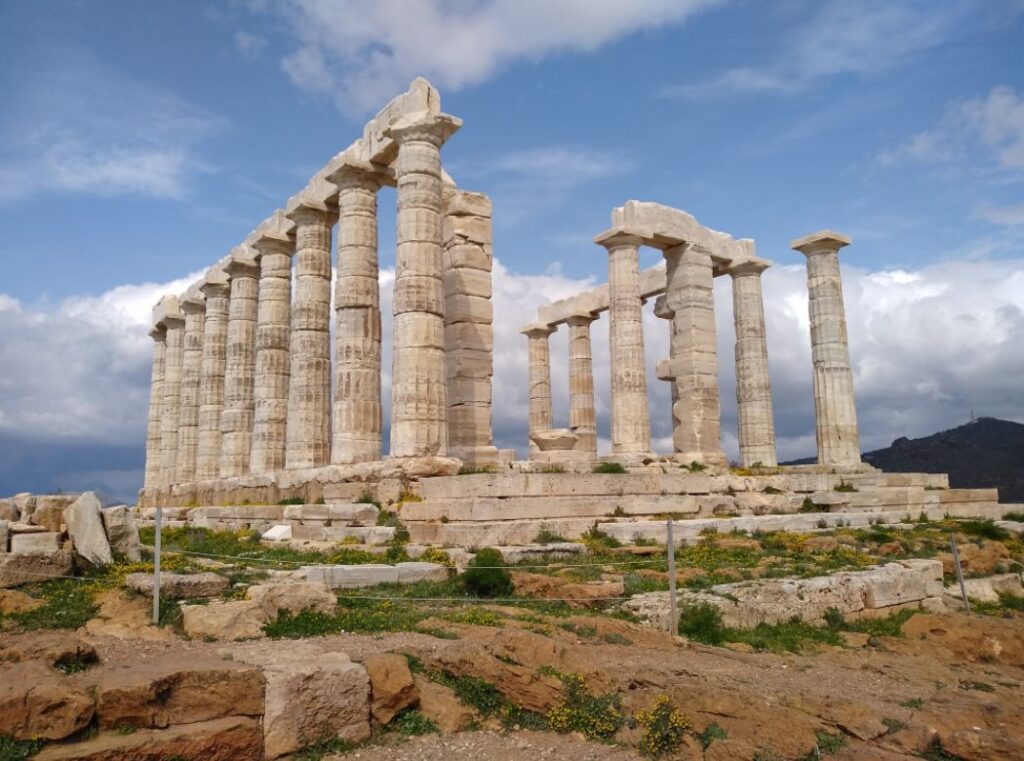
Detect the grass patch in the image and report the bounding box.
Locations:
[1002,511,1024,522]
[292,738,358,761]
[699,723,728,748]
[823,607,918,638]
[900,698,924,709]
[593,462,627,474]
[389,708,439,736]
[533,528,568,545]
[814,730,847,754]
[678,603,843,653]
[798,497,825,513]
[834,481,858,493]
[0,736,43,761]
[277,496,304,505]
[8,580,99,630]
[955,519,1010,541]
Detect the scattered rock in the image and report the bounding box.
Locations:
[64,492,113,566]
[364,652,419,725]
[101,505,142,561]
[0,549,74,588]
[246,582,336,618]
[0,589,43,614]
[0,632,99,669]
[182,599,267,642]
[0,660,95,740]
[938,540,1011,576]
[414,674,474,732]
[0,519,7,552]
[878,541,904,556]
[803,536,840,552]
[125,571,230,599]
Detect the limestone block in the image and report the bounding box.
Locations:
[0,660,95,741]
[246,582,337,618]
[182,599,267,641]
[445,348,492,379]
[531,429,578,451]
[446,243,492,271]
[444,190,492,218]
[414,675,474,732]
[11,532,61,554]
[14,493,36,522]
[395,561,449,583]
[125,572,230,599]
[101,506,142,562]
[190,505,284,521]
[364,652,418,725]
[445,294,492,324]
[322,526,395,544]
[944,572,1023,604]
[442,215,491,245]
[303,564,400,589]
[417,472,713,500]
[0,520,7,552]
[282,503,379,524]
[446,322,494,353]
[863,560,943,609]
[0,550,73,588]
[262,525,293,541]
[444,268,492,299]
[64,492,113,566]
[0,498,17,521]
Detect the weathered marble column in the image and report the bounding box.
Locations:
[250,230,294,475]
[159,305,185,487]
[566,309,598,455]
[728,258,777,467]
[663,243,727,466]
[791,230,861,467]
[386,112,462,458]
[443,187,498,465]
[329,163,384,464]
[195,271,230,481]
[143,327,166,489]
[653,295,680,443]
[285,201,334,470]
[520,323,556,452]
[175,291,206,484]
[219,251,260,478]
[595,230,651,456]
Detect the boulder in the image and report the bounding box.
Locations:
[34,716,263,761]
[0,632,99,669]
[95,653,264,729]
[11,531,62,554]
[125,571,230,599]
[0,589,43,614]
[363,652,418,725]
[414,674,474,732]
[181,599,267,641]
[0,660,95,740]
[64,492,113,566]
[0,549,73,588]
[101,505,142,561]
[246,582,336,617]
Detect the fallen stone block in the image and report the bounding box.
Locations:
[364,652,418,725]
[944,572,1024,605]
[322,525,395,544]
[396,561,449,584]
[125,571,230,600]
[262,524,293,541]
[182,599,267,641]
[0,660,95,740]
[246,582,336,618]
[0,550,73,588]
[101,505,142,562]
[0,632,99,669]
[64,492,113,566]
[303,564,400,589]
[0,519,7,552]
[0,498,16,522]
[8,522,47,534]
[11,531,62,555]
[414,674,474,732]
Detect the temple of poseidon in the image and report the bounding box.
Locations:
[136,79,1004,547]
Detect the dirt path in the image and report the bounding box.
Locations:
[324,730,643,760]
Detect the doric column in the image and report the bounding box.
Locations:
[159,305,185,487]
[175,291,206,484]
[791,230,861,467]
[653,295,680,444]
[143,327,166,489]
[328,163,384,464]
[728,258,777,467]
[285,201,334,470]
[566,309,598,455]
[386,112,462,458]
[663,243,727,466]
[195,271,230,481]
[443,188,498,466]
[520,322,556,452]
[219,251,260,478]
[595,230,651,456]
[250,230,294,475]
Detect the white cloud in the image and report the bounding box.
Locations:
[975,202,1024,226]
[246,0,719,112]
[0,50,224,202]
[234,30,268,58]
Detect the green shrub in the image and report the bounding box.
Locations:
[798,497,823,513]
[546,673,624,741]
[834,481,858,493]
[0,736,43,761]
[534,528,568,545]
[636,694,691,757]
[461,548,514,598]
[593,462,627,474]
[677,603,727,645]
[956,520,1009,541]
[277,496,304,505]
[390,709,439,736]
[814,730,847,754]
[1002,511,1024,523]
[699,723,728,748]
[687,461,707,472]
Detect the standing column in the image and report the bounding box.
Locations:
[791,230,861,467]
[159,307,185,487]
[386,112,462,458]
[195,271,230,481]
[143,327,166,489]
[728,258,777,467]
[220,252,260,478]
[663,243,727,466]
[654,295,680,447]
[285,201,334,470]
[250,231,294,475]
[175,292,206,484]
[520,323,556,452]
[566,309,598,455]
[595,230,651,457]
[328,163,383,464]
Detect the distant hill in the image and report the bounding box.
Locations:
[860,418,1024,503]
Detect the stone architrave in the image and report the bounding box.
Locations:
[175,291,206,484]
[195,271,231,481]
[159,307,186,487]
[520,322,556,455]
[219,251,260,478]
[143,327,166,489]
[385,111,462,458]
[791,230,861,467]
[595,230,651,457]
[328,163,384,464]
[285,201,335,470]
[250,231,295,475]
[565,308,598,455]
[442,187,498,465]
[663,243,727,466]
[728,257,777,467]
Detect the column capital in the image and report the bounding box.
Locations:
[520,322,556,338]
[181,292,206,315]
[199,269,231,298]
[225,249,259,279]
[790,230,851,256]
[653,294,674,320]
[566,307,597,327]
[149,326,166,342]
[594,227,646,250]
[285,195,333,225]
[251,230,294,257]
[727,256,772,277]
[162,313,185,329]
[385,111,462,147]
[326,158,392,191]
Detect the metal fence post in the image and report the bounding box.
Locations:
[153,506,163,625]
[667,518,678,636]
[950,534,971,615]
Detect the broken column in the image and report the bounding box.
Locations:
[791,230,861,467]
[728,256,777,467]
[443,187,498,466]
[143,326,166,490]
[653,294,680,441]
[219,249,260,478]
[386,111,462,458]
[595,230,651,458]
[195,270,231,481]
[521,322,556,454]
[566,307,598,455]
[175,289,206,484]
[158,300,185,487]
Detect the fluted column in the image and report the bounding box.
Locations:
[791,230,861,467]
[328,164,383,464]
[159,310,185,486]
[175,292,206,483]
[728,258,777,467]
[386,112,462,458]
[595,230,651,456]
[520,322,555,452]
[195,271,230,481]
[285,202,334,470]
[250,232,294,475]
[220,252,260,478]
[653,295,680,447]
[143,327,166,489]
[663,243,727,466]
[566,310,598,455]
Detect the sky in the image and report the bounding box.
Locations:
[0,0,1022,501]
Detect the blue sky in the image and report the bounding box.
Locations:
[1,0,1023,500]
